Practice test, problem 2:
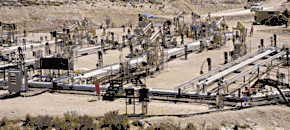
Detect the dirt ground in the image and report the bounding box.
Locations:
[1,0,290,129]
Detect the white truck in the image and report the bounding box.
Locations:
[251,3,263,12]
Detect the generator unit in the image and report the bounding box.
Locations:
[7,69,28,93]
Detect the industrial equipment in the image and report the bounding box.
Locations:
[0,22,18,47]
[250,3,263,12]
[253,11,280,25]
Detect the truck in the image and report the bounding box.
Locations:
[253,11,280,25]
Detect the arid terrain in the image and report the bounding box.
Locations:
[1,0,290,129]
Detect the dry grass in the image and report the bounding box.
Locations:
[0,111,224,130]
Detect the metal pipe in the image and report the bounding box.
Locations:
[201,50,275,87]
[2,79,288,102]
[143,22,152,33]
[216,17,224,28]
[150,29,161,42]
[224,51,228,64]
[274,34,277,47]
[223,51,285,86]
[207,58,211,72]
[175,50,261,90]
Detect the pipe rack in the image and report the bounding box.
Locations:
[200,50,276,87]
[222,51,285,86]
[0,54,54,69]
[174,50,262,90]
[76,44,113,57]
[1,39,63,54]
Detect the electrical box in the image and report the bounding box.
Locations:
[68,62,74,70]
[7,70,25,93]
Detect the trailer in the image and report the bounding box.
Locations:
[253,11,280,25]
[253,10,290,26]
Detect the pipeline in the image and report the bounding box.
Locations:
[175,49,261,91]
[222,51,285,86]
[1,39,63,54]
[22,80,290,104]
[199,49,276,87]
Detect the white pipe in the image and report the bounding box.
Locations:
[216,17,224,28]
[23,81,290,101]
[223,51,285,86]
[175,50,262,90]
[143,22,152,33]
[150,29,161,41]
[202,14,210,23]
[199,50,275,87]
[1,39,62,55]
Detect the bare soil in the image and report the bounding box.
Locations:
[1,0,290,129]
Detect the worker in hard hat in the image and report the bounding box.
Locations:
[250,26,254,37]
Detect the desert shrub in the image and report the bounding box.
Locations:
[101,111,129,130]
[185,123,196,130]
[51,116,62,129]
[111,114,129,130]
[101,111,119,127]
[78,114,94,129]
[146,123,181,130]
[10,119,21,125]
[242,123,250,128]
[32,115,50,129]
[131,120,143,128]
[0,117,9,127]
[221,122,226,126]
[23,114,33,127]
